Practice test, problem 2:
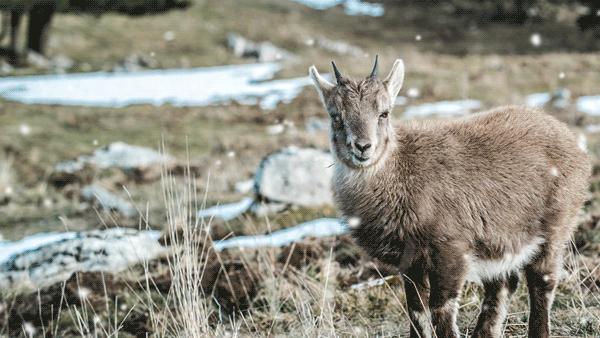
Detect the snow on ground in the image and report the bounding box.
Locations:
[402,100,482,119]
[213,218,347,251]
[526,91,600,116]
[0,63,311,109]
[291,0,384,17]
[577,96,600,116]
[197,197,254,221]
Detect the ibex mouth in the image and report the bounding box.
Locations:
[353,154,370,162]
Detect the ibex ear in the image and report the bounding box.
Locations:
[309,65,335,107]
[383,59,405,99]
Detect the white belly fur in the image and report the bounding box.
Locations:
[465,237,545,283]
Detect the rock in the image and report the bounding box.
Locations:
[0,61,14,75]
[26,50,51,69]
[254,146,334,207]
[81,184,137,218]
[51,54,75,73]
[312,37,366,57]
[113,53,159,72]
[305,116,329,133]
[234,179,254,194]
[226,33,295,62]
[54,142,175,184]
[0,228,166,290]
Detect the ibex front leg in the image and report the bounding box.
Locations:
[403,265,432,338]
[428,253,465,338]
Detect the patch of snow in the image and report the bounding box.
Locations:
[350,275,401,290]
[526,89,570,109]
[577,96,600,116]
[0,63,311,110]
[343,0,384,17]
[526,92,551,108]
[394,95,408,106]
[213,218,347,251]
[585,124,600,133]
[402,100,482,119]
[197,197,254,221]
[291,0,384,17]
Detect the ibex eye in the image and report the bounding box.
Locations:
[379,111,389,119]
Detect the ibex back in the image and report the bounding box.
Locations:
[309,57,590,338]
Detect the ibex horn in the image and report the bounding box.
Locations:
[369,55,379,79]
[331,61,343,84]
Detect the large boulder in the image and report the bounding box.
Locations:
[0,228,166,290]
[254,146,334,208]
[52,142,175,186]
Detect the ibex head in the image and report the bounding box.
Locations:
[309,57,405,169]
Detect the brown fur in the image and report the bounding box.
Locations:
[309,59,591,338]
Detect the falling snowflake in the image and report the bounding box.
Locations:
[558,72,565,79]
[93,139,99,146]
[163,31,176,42]
[347,216,361,229]
[77,287,91,299]
[23,322,37,337]
[415,34,422,41]
[530,33,542,47]
[19,123,31,136]
[407,87,421,98]
[227,151,236,158]
[215,159,222,167]
[4,186,13,195]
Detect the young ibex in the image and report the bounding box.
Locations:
[309,57,590,338]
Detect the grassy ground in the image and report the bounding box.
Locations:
[1,0,600,336]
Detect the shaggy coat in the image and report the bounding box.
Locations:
[309,58,590,338]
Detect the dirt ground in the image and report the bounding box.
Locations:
[1,0,600,336]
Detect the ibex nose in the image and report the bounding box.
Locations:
[354,141,372,152]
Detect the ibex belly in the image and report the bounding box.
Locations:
[464,237,545,283]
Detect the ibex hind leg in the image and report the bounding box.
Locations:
[525,212,576,338]
[471,272,519,338]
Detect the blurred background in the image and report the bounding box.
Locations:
[1,0,600,336]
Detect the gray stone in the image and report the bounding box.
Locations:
[81,185,137,218]
[0,228,165,290]
[226,33,295,62]
[254,146,334,207]
[55,142,174,182]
